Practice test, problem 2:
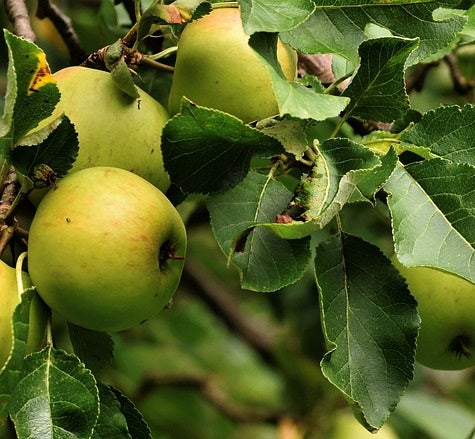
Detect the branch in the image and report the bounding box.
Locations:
[132,373,283,423]
[444,52,475,94]
[182,258,277,365]
[4,0,36,42]
[0,166,21,256]
[0,166,19,224]
[298,53,335,85]
[405,61,438,93]
[36,0,87,65]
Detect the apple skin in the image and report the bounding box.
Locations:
[27,167,187,332]
[0,260,47,369]
[393,258,475,370]
[330,412,399,439]
[168,7,297,123]
[43,66,170,192]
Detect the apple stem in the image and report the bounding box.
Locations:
[148,46,178,61]
[159,241,184,269]
[45,315,54,346]
[449,334,472,359]
[15,251,28,300]
[212,2,239,9]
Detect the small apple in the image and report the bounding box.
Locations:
[329,411,399,439]
[37,66,170,192]
[0,260,47,369]
[27,167,187,332]
[168,7,297,123]
[392,257,475,370]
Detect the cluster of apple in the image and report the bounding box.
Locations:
[0,57,187,365]
[1,6,473,374]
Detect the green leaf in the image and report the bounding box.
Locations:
[239,0,315,33]
[91,384,132,439]
[68,324,114,376]
[249,32,349,121]
[281,3,465,67]
[315,234,420,430]
[401,104,475,166]
[384,160,475,284]
[208,171,312,291]
[0,289,40,433]
[12,117,79,182]
[258,118,310,160]
[1,30,60,144]
[137,1,187,42]
[161,100,283,194]
[349,146,398,202]
[342,37,418,123]
[263,138,382,239]
[110,387,152,439]
[104,40,139,100]
[9,346,99,439]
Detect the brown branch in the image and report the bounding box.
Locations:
[405,61,438,93]
[182,258,277,365]
[0,166,21,257]
[36,0,87,65]
[0,166,19,224]
[444,52,475,94]
[132,373,283,423]
[298,53,335,85]
[4,0,36,41]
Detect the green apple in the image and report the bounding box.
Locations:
[330,411,399,439]
[0,260,47,368]
[393,258,475,370]
[27,167,187,332]
[37,66,170,192]
[168,7,297,123]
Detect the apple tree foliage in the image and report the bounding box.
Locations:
[0,0,474,437]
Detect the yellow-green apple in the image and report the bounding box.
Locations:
[27,167,187,332]
[37,66,170,192]
[0,260,47,368]
[393,257,475,370]
[330,411,399,439]
[168,7,297,122]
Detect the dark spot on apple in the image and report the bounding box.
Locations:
[448,333,472,359]
[65,217,71,223]
[158,240,184,269]
[140,319,148,324]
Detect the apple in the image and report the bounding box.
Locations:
[37,66,170,192]
[27,167,187,332]
[0,260,47,369]
[392,257,475,370]
[330,411,399,439]
[168,7,298,123]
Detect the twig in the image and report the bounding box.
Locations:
[298,53,335,85]
[0,166,19,224]
[0,166,21,256]
[4,0,36,42]
[444,52,475,94]
[405,61,438,93]
[36,0,87,65]
[133,373,283,423]
[182,258,277,365]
